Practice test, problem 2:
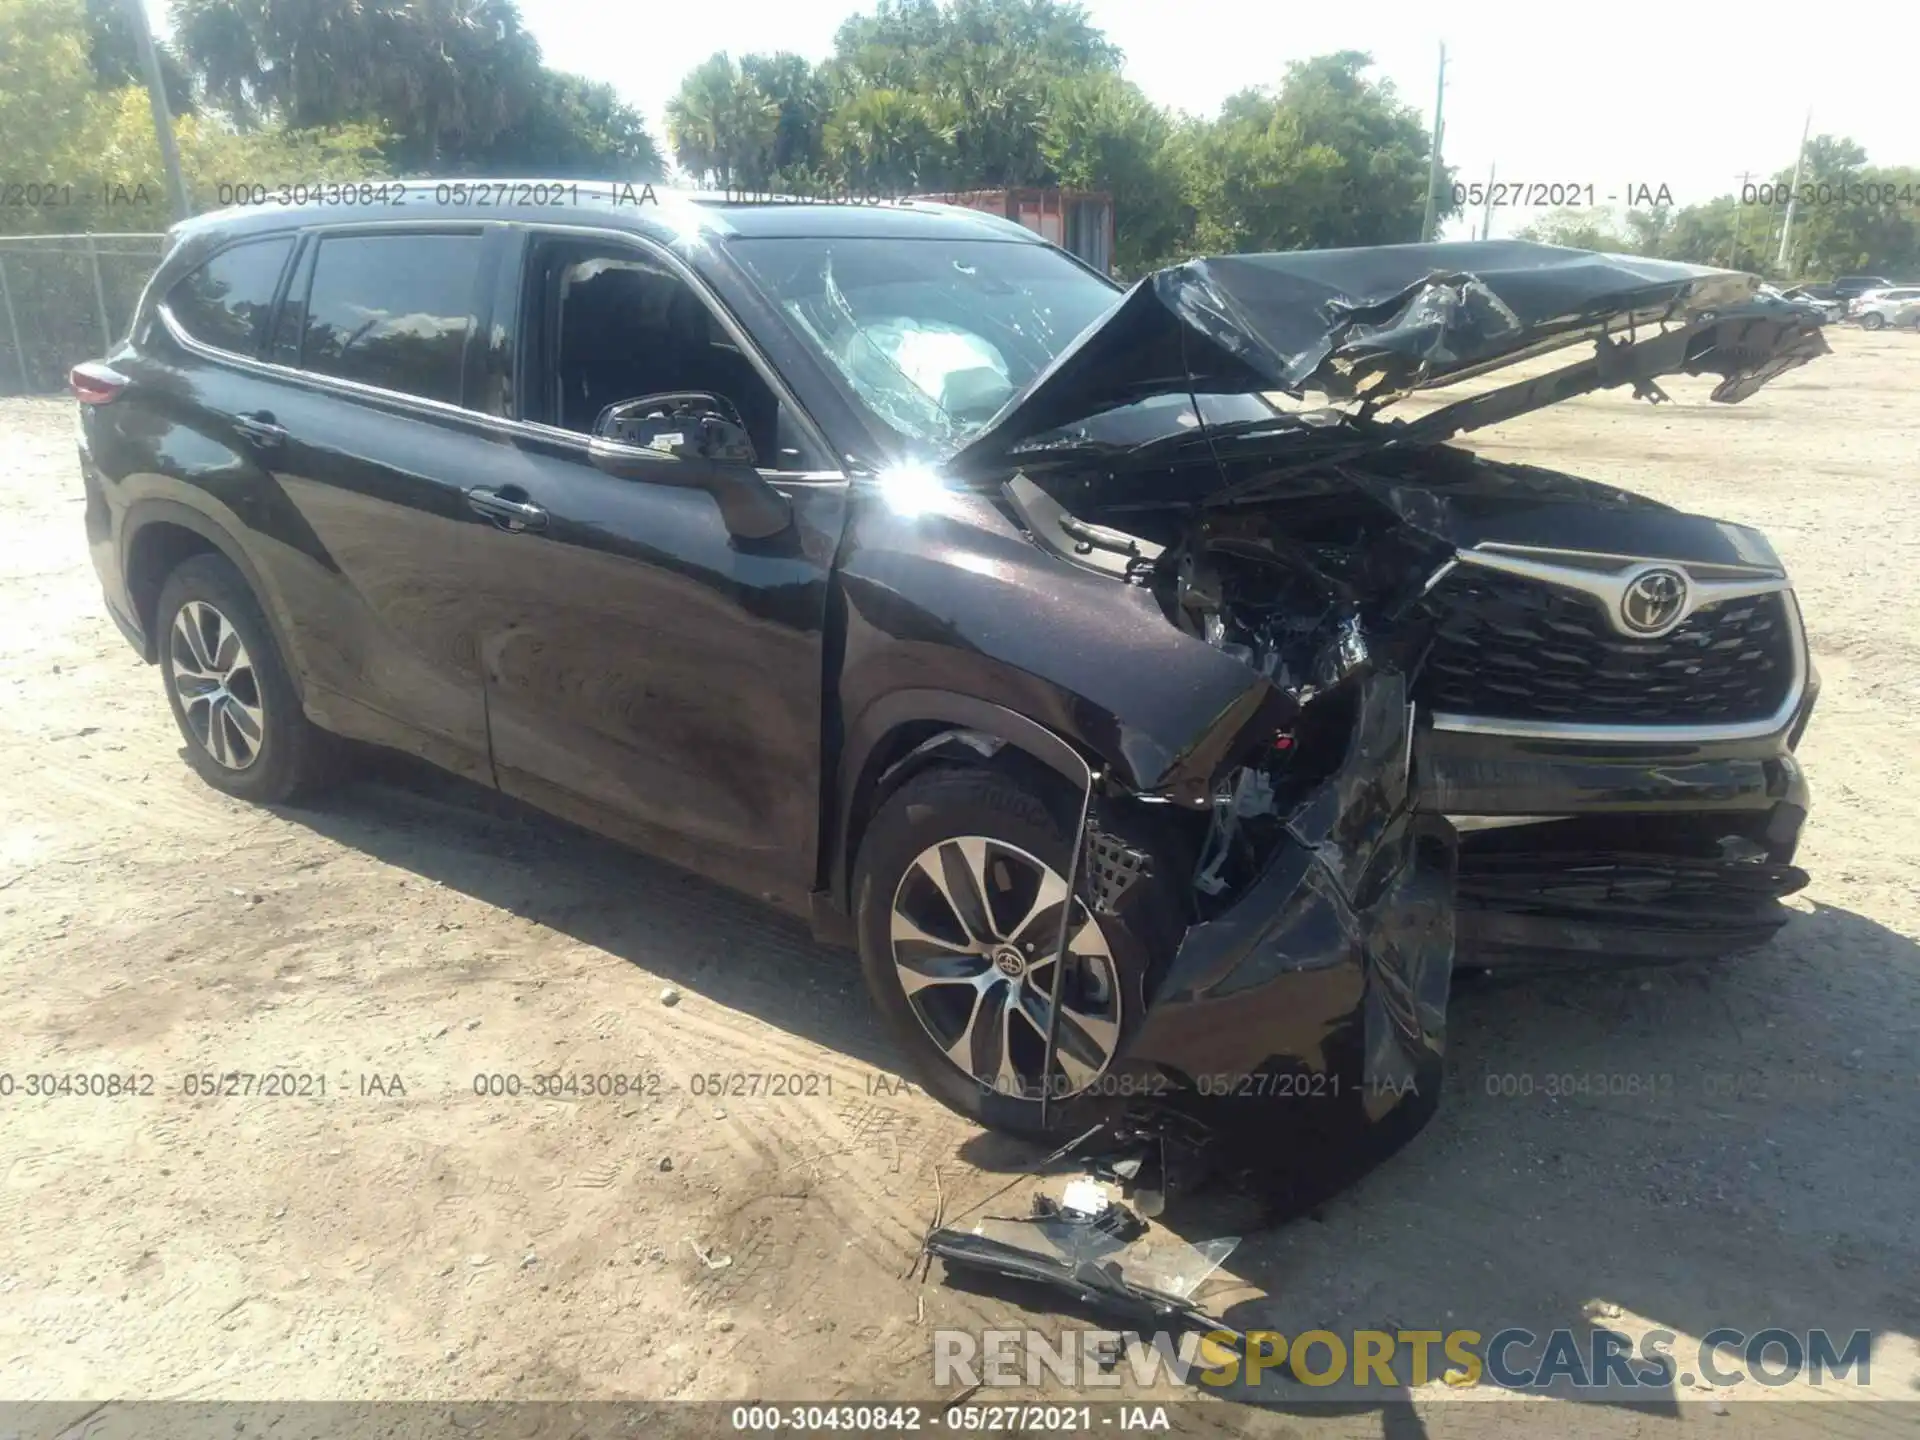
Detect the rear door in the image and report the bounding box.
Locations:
[459,228,848,912]
[114,225,498,777]
[228,224,507,777]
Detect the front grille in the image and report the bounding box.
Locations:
[1416,567,1797,725]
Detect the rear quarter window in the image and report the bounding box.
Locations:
[165,236,296,355]
[294,231,484,406]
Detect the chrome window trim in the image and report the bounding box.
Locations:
[1430,587,1809,744]
[156,219,849,486]
[162,300,502,423]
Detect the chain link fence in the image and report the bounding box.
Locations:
[0,234,169,397]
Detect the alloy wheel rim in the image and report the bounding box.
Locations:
[888,835,1122,1102]
[169,600,265,771]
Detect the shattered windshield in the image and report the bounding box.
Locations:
[729,237,1122,454]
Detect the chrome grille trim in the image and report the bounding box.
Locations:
[1429,579,1810,744]
[1454,544,1789,638]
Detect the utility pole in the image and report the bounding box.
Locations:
[1732,170,1755,267]
[1420,42,1447,243]
[1776,109,1812,272]
[1478,161,1496,241]
[124,0,191,221]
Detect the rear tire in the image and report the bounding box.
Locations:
[155,553,333,804]
[853,763,1179,1140]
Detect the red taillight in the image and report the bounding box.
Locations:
[69,361,128,405]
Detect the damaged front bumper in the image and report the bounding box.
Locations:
[1420,714,1813,966]
[1115,674,1457,1165]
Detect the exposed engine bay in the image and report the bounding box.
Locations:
[1001,408,1812,959]
[1002,442,1487,918]
[971,244,1830,920]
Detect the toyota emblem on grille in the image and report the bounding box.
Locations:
[1620,568,1689,635]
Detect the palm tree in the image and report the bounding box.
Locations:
[823,88,956,192]
[666,54,776,188]
[388,0,538,166]
[171,0,384,128]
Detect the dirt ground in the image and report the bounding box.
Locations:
[1,328,1917,1436]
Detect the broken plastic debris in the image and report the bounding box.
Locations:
[967,1212,1236,1300]
[1060,1178,1111,1217]
[1117,1233,1238,1301]
[925,1215,1243,1338]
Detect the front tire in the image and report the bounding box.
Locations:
[155,553,332,804]
[1859,311,1886,331]
[853,764,1177,1140]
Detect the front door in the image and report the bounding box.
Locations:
[464,230,846,911]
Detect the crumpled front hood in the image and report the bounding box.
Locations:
[947,240,1829,473]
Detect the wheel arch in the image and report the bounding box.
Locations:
[822,690,1097,930]
[122,501,304,702]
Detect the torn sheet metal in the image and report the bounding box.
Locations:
[1123,673,1457,1152]
[948,240,1829,472]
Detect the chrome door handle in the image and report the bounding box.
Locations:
[466,486,548,533]
[233,411,287,445]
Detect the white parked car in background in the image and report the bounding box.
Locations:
[1848,286,1920,330]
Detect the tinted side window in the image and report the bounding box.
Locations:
[299,233,483,405]
[166,237,295,355]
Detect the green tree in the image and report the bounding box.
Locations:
[370,0,541,168]
[1041,70,1184,275]
[743,52,829,176]
[1659,196,1760,269]
[1184,53,1445,254]
[1623,204,1675,256]
[0,0,387,236]
[464,71,662,178]
[170,0,641,173]
[832,0,1119,82]
[826,0,1119,188]
[170,0,388,129]
[665,53,779,187]
[82,0,195,112]
[1761,137,1920,279]
[1599,137,1920,278]
[92,82,387,198]
[0,0,104,203]
[822,87,957,191]
[1517,207,1635,253]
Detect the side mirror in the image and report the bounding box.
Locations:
[593,391,755,463]
[588,392,792,540]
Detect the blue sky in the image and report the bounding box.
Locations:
[150,0,1920,238]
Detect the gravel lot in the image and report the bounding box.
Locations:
[1,329,1917,1435]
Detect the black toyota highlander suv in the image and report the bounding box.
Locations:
[74,185,1825,1152]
